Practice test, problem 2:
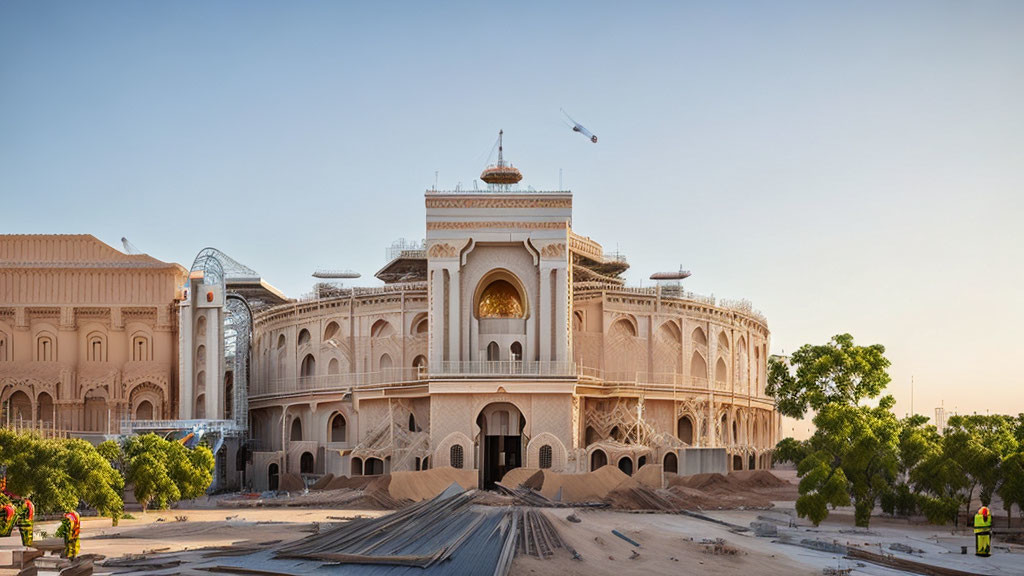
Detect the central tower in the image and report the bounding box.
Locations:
[424,133,572,371]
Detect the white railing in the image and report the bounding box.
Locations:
[251,367,425,397]
[118,419,244,434]
[577,370,710,390]
[425,189,569,195]
[430,361,576,377]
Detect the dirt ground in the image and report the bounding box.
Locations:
[512,508,817,576]
[2,469,1022,575]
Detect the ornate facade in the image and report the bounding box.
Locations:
[0,235,186,440]
[247,188,778,490]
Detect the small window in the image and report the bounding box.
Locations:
[450,445,464,469]
[330,412,346,442]
[539,445,553,469]
[89,336,104,362]
[323,321,340,341]
[132,335,151,362]
[36,335,55,362]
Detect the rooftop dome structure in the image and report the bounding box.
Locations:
[480,130,522,186]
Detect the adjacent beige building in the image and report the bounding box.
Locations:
[0,235,186,440]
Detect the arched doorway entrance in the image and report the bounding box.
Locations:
[664,452,678,474]
[300,452,314,474]
[590,449,608,471]
[477,402,524,489]
[618,456,634,476]
[677,416,694,445]
[268,463,279,491]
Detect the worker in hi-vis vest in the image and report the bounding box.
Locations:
[974,506,992,557]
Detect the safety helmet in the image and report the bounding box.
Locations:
[979,506,990,518]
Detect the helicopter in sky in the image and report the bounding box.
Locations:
[561,108,598,143]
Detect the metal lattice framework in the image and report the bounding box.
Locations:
[188,248,252,434]
[191,247,260,283]
[225,295,252,431]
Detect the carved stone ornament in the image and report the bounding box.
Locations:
[427,243,458,259]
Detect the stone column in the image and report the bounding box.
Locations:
[539,266,552,362]
[447,265,460,364]
[428,268,444,367]
[554,266,568,362]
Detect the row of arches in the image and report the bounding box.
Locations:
[295,352,428,379]
[484,341,522,361]
[276,316,428,354]
[288,411,351,443]
[2,388,158,430]
[593,317,766,393]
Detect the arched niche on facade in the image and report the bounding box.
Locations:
[473,269,529,320]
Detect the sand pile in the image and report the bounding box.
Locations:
[388,467,477,502]
[540,465,635,503]
[309,473,334,490]
[728,470,788,489]
[660,485,716,509]
[633,464,664,489]
[277,472,304,492]
[670,472,731,491]
[500,468,540,488]
[497,465,639,503]
[661,470,795,509]
[603,484,677,510]
[325,475,377,491]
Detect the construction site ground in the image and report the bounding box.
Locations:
[2,469,1022,575]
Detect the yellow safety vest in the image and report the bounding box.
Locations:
[974,513,992,533]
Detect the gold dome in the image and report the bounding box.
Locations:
[478,280,523,318]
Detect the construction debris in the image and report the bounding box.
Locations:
[889,542,924,555]
[750,520,778,537]
[516,508,565,558]
[611,529,641,547]
[846,547,983,576]
[243,483,522,575]
[700,538,739,556]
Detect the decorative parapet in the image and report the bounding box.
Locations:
[568,231,604,262]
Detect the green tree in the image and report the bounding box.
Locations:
[121,434,213,511]
[997,452,1024,528]
[768,334,896,527]
[0,430,124,520]
[767,334,891,419]
[882,415,939,518]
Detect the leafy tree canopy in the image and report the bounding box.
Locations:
[117,434,214,512]
[767,334,891,419]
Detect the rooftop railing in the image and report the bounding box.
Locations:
[250,367,425,398]
[249,364,765,399]
[425,188,571,195]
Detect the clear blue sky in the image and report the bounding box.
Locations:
[2,1,1022,424]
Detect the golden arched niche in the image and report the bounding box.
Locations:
[474,270,528,319]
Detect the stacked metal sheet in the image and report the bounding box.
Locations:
[205,483,520,576]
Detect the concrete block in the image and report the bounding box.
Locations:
[677,447,727,475]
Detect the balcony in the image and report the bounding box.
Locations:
[429,361,576,378]
[250,368,424,398]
